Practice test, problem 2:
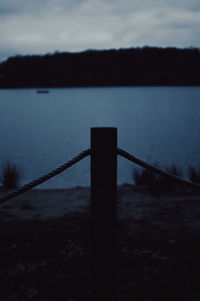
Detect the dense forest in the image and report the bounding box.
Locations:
[0,47,200,88]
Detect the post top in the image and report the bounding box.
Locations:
[91,127,117,131]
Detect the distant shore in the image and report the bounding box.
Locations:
[0,84,200,90]
[1,47,200,88]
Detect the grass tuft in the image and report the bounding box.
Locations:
[1,160,21,191]
[133,164,183,194]
[188,166,200,184]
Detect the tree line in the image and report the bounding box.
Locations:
[0,47,200,88]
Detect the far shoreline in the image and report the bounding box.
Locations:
[0,84,200,90]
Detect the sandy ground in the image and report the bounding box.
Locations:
[0,185,200,300]
[1,184,200,222]
[0,187,91,221]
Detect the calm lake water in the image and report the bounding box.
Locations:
[0,86,200,188]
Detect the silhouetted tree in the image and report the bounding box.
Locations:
[0,47,199,88]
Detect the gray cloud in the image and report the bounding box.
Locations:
[0,0,199,61]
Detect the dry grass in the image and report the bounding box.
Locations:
[1,160,20,190]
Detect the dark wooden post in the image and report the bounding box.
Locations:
[91,127,117,301]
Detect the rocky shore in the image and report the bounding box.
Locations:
[0,185,200,300]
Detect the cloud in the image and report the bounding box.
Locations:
[0,0,119,54]
[0,0,199,60]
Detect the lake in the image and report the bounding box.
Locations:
[0,86,200,188]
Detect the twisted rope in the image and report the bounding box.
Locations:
[0,149,91,203]
[1,146,199,203]
[118,148,200,190]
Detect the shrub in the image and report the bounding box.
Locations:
[133,168,158,186]
[188,166,200,184]
[1,161,20,190]
[165,164,182,178]
[133,167,159,193]
[133,164,182,194]
[158,164,182,193]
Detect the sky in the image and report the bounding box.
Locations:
[0,0,200,61]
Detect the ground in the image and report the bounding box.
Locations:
[0,185,200,300]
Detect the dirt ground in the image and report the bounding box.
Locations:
[0,185,200,300]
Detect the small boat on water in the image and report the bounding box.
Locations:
[36,89,49,94]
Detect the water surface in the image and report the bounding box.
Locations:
[0,86,200,188]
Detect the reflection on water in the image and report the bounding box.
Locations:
[0,86,200,188]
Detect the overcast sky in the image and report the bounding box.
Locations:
[0,0,200,61]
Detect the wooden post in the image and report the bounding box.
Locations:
[91,127,117,301]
